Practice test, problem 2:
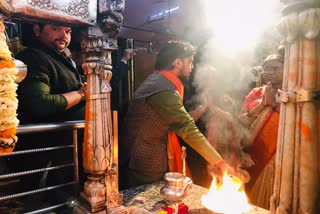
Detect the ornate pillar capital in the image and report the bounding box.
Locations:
[299,8,320,39]
[281,0,320,15]
[278,7,320,43]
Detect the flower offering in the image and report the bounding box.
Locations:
[0,22,19,154]
[155,204,189,214]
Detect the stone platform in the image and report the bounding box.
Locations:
[121,181,269,214]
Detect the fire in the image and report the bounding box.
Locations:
[201,173,252,214]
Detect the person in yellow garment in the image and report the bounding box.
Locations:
[119,40,232,189]
[239,52,284,209]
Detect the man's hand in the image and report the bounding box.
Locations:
[122,49,136,62]
[78,82,87,101]
[207,160,236,185]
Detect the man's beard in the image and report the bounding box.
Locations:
[52,39,68,52]
[178,75,189,82]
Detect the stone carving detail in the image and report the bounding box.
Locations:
[299,8,320,39]
[27,0,57,10]
[100,68,112,93]
[278,13,300,43]
[105,164,123,209]
[63,0,90,18]
[27,0,89,18]
[278,8,320,43]
[1,0,96,25]
[98,0,125,38]
[82,27,118,51]
[81,175,106,213]
[99,0,125,13]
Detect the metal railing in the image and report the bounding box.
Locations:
[0,120,85,213]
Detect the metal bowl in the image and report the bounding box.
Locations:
[14,59,27,83]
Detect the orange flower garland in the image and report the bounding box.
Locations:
[0,57,15,69]
[0,127,16,138]
[0,21,19,154]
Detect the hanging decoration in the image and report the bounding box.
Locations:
[0,21,19,154]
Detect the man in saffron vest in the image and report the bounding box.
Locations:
[119,41,231,189]
[239,53,284,209]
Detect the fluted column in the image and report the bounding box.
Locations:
[79,28,118,213]
[77,0,125,212]
[271,1,320,213]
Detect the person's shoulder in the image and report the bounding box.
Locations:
[148,73,172,82]
[148,73,161,79]
[17,47,46,59]
[119,59,128,65]
[18,46,42,54]
[134,73,176,98]
[17,47,50,65]
[144,73,174,87]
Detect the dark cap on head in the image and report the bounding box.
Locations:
[155,40,196,70]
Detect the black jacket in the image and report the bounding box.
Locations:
[17,42,85,124]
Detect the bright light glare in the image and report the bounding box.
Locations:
[201,173,252,214]
[203,0,280,52]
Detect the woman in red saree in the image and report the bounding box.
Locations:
[239,54,284,209]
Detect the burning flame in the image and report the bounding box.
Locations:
[201,173,252,214]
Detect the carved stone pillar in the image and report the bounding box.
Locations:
[78,28,123,214]
[271,1,320,213]
[76,0,125,213]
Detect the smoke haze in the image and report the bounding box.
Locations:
[179,0,283,112]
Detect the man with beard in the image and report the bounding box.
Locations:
[119,40,231,189]
[17,23,86,123]
[14,23,86,198]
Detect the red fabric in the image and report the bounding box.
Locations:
[159,71,191,177]
[244,85,279,177]
[247,111,279,181]
[244,85,279,187]
[243,86,266,111]
[167,132,192,177]
[162,207,174,214]
[167,132,183,172]
[178,204,189,214]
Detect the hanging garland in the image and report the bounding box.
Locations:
[0,22,19,154]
